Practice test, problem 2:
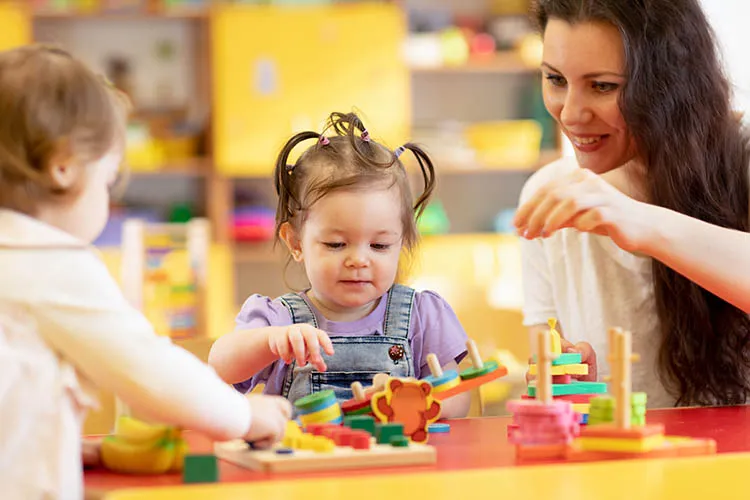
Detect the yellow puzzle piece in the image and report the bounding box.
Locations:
[548,318,562,354]
[528,363,589,376]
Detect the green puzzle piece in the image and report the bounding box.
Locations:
[527,381,608,397]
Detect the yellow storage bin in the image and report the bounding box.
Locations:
[0,3,30,51]
[464,120,543,169]
[212,4,411,176]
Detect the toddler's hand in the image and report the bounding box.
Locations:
[81,438,102,469]
[268,324,335,372]
[243,395,292,449]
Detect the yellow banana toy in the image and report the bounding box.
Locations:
[101,416,188,474]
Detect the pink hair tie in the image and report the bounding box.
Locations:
[361,130,370,142]
[319,135,330,146]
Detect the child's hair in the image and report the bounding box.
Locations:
[273,112,436,255]
[0,44,128,213]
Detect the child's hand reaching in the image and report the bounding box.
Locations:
[81,438,102,469]
[268,325,335,372]
[243,394,293,449]
[526,340,598,384]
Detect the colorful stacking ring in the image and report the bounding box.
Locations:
[422,369,460,393]
[295,390,343,428]
[460,359,499,380]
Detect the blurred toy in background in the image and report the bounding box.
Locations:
[479,349,529,416]
[232,187,275,242]
[122,218,209,339]
[404,2,534,69]
[232,206,275,242]
[32,0,214,15]
[493,207,517,234]
[417,200,450,236]
[439,27,470,67]
[99,415,188,474]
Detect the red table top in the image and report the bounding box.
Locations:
[85,406,750,493]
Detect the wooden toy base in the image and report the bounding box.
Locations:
[515,436,715,464]
[214,439,437,473]
[566,436,716,461]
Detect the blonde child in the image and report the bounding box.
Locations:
[0,45,291,499]
[209,112,471,418]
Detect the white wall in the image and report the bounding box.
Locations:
[701,0,750,116]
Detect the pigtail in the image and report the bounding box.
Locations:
[399,143,436,219]
[273,130,320,240]
[326,112,392,169]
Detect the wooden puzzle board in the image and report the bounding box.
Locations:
[214,439,437,473]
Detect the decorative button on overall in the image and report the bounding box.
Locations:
[388,345,405,361]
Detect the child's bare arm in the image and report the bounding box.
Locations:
[37,254,289,442]
[209,325,335,385]
[209,327,285,385]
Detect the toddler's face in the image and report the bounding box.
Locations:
[291,184,404,319]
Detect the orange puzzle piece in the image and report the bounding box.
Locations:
[371,378,441,443]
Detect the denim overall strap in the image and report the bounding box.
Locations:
[278,292,318,328]
[279,288,416,405]
[382,284,414,340]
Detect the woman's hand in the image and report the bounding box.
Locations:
[526,339,598,384]
[514,166,653,254]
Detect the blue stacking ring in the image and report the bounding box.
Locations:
[422,369,459,388]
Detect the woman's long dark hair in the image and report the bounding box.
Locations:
[533,0,750,405]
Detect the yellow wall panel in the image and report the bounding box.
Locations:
[0,3,31,51]
[212,4,411,175]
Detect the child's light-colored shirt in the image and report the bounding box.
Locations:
[233,289,469,395]
[0,209,251,499]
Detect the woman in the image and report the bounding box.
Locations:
[515,0,750,407]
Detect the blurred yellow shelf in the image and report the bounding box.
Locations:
[420,232,520,244]
[410,51,538,75]
[437,150,561,174]
[32,10,208,21]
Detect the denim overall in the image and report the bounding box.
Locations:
[280,285,415,405]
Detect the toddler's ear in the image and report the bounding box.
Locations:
[46,142,80,192]
[279,222,303,262]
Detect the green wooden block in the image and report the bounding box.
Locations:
[344,405,373,417]
[632,416,646,426]
[527,381,607,397]
[533,352,582,366]
[375,423,404,444]
[390,436,410,447]
[631,392,647,405]
[344,415,376,436]
[589,407,614,414]
[183,454,219,484]
[632,406,647,416]
[590,396,615,408]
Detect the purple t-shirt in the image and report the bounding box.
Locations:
[233,289,468,395]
